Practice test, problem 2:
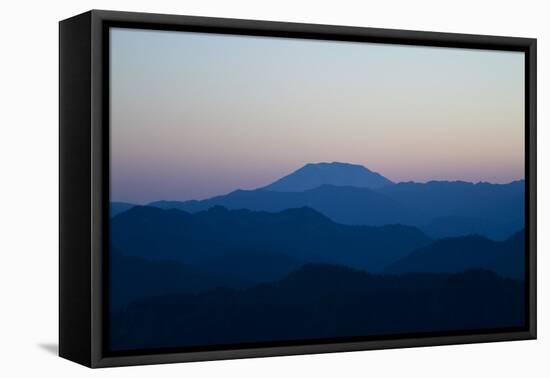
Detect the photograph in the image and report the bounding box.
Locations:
[108,27,527,352]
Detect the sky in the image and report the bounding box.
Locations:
[110,27,525,204]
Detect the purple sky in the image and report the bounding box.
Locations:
[110,28,525,204]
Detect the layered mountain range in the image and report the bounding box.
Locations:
[114,162,524,240]
[109,162,526,350]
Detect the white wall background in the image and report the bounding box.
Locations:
[0,0,547,376]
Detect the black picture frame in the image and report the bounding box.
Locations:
[59,9,537,368]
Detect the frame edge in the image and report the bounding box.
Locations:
[82,9,537,368]
[59,11,93,368]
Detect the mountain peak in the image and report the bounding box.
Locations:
[301,161,372,171]
[261,162,393,192]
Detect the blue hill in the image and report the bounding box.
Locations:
[385,229,525,279]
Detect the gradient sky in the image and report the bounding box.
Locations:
[110,27,525,204]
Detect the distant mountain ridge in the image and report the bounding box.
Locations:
[110,202,135,217]
[111,205,431,273]
[385,229,525,279]
[146,181,523,240]
[150,184,419,226]
[113,162,524,240]
[262,162,393,191]
[378,180,524,220]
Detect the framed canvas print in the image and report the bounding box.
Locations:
[59,10,537,368]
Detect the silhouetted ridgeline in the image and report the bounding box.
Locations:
[150,184,419,226]
[144,169,523,240]
[379,180,524,239]
[115,163,524,240]
[110,205,431,273]
[386,230,525,280]
[110,264,525,351]
[110,201,135,217]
